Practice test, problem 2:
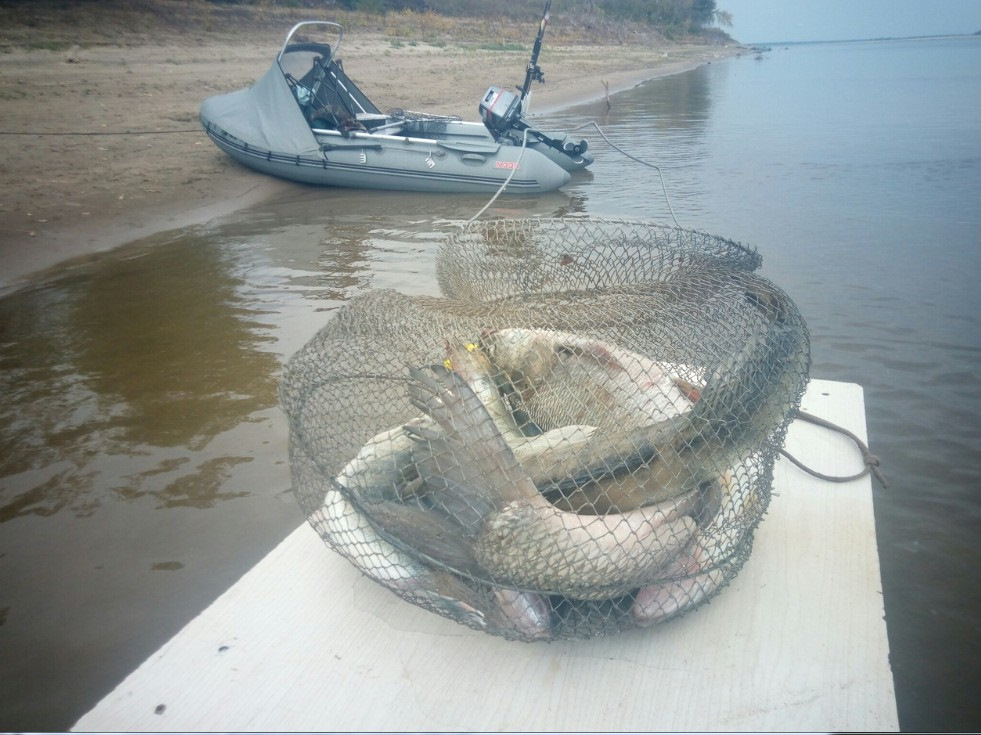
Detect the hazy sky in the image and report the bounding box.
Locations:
[715,0,981,43]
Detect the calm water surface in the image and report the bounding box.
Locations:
[1,37,978,730]
[544,37,980,730]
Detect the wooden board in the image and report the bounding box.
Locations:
[73,379,898,732]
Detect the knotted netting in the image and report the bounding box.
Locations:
[281,217,810,641]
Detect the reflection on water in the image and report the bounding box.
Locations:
[0,185,584,730]
[0,236,279,520]
[542,64,720,220]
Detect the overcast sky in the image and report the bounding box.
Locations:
[715,0,981,43]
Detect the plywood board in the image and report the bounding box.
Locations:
[74,379,897,732]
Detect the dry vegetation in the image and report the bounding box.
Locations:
[0,0,692,51]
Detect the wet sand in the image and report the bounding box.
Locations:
[0,3,739,293]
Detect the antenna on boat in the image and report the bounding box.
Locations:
[519,0,552,106]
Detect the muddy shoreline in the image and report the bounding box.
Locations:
[0,5,740,293]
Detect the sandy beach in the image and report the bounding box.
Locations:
[0,3,740,292]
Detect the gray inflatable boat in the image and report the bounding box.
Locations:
[200,17,592,195]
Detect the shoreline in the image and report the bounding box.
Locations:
[0,26,740,295]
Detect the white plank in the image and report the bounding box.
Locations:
[73,379,897,732]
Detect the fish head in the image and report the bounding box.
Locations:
[479,328,563,419]
[442,339,495,384]
[479,327,559,387]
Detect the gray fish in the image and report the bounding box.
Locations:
[491,276,807,513]
[479,327,696,433]
[404,363,696,600]
[440,339,601,462]
[438,332,703,514]
[333,340,604,517]
[630,466,755,625]
[322,474,483,625]
[331,457,552,639]
[475,327,707,511]
[334,420,427,503]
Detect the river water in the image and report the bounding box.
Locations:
[1,37,979,730]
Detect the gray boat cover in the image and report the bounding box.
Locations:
[200,61,321,158]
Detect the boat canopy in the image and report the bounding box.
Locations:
[199,38,381,160]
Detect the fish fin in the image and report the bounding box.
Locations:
[557,340,623,372]
[489,588,553,640]
[366,499,481,575]
[672,377,702,403]
[406,364,539,508]
[418,472,499,535]
[403,421,441,443]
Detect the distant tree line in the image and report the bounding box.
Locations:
[208,0,727,36]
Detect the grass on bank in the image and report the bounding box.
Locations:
[0,0,733,52]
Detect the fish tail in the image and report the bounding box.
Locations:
[406,364,540,510]
[630,538,726,625]
[489,588,553,640]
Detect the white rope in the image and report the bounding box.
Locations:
[570,120,682,228]
[466,127,532,225]
[466,120,683,229]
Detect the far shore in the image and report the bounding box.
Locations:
[0,12,742,294]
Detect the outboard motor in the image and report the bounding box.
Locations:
[479,86,523,134]
[478,1,590,162]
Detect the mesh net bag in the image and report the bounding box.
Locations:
[281,217,810,641]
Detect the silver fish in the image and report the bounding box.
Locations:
[630,468,753,625]
[441,334,706,514]
[474,328,708,512]
[479,327,696,433]
[404,363,696,600]
[323,473,483,625]
[332,345,595,508]
[334,420,428,503]
[331,455,552,639]
[355,341,599,508]
[441,339,600,462]
[491,275,807,512]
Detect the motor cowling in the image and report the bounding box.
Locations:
[479,86,523,134]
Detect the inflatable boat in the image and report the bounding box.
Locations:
[200,14,592,194]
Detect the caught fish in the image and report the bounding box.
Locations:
[491,587,554,641]
[324,470,482,625]
[330,450,552,639]
[334,420,427,503]
[334,340,600,511]
[442,339,600,462]
[441,340,527,446]
[479,327,695,433]
[630,468,752,625]
[629,537,727,626]
[439,334,697,514]
[476,327,712,511]
[685,274,808,471]
[333,337,576,505]
[505,275,806,513]
[404,363,696,599]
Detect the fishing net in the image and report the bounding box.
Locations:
[281,216,810,641]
